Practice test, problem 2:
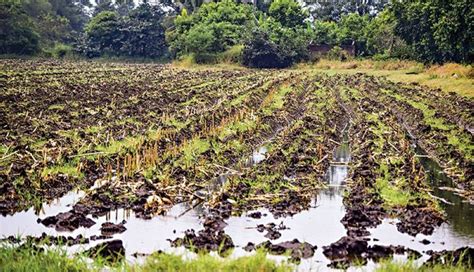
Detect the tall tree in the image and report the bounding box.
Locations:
[268,0,308,28]
[0,0,40,54]
[391,0,473,63]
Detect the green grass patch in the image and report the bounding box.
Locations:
[47,104,65,111]
[376,176,412,209]
[96,136,144,155]
[218,119,256,141]
[0,245,91,272]
[31,139,48,150]
[85,126,103,134]
[263,86,292,115]
[41,163,82,178]
[375,258,472,272]
[163,117,188,130]
[0,245,290,272]
[135,250,291,272]
[117,117,142,126]
[383,89,473,160]
[229,92,249,107]
[180,138,211,167]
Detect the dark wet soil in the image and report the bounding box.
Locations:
[1,61,473,270]
[38,210,95,231]
[1,232,89,246]
[84,240,125,262]
[396,204,444,236]
[323,236,422,269]
[100,221,127,236]
[426,247,474,269]
[253,239,317,262]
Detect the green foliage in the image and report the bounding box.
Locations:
[0,1,40,55]
[82,4,168,59]
[218,44,243,63]
[313,20,339,45]
[327,46,350,61]
[268,0,308,28]
[242,0,311,68]
[167,0,255,60]
[0,245,291,272]
[137,250,291,271]
[119,4,167,58]
[49,43,74,58]
[391,0,474,63]
[83,11,121,57]
[0,245,91,272]
[365,9,410,58]
[242,29,291,68]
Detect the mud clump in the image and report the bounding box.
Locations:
[84,240,125,262]
[269,190,311,218]
[256,222,287,240]
[1,232,89,246]
[323,236,368,261]
[426,247,474,269]
[38,210,95,231]
[248,211,262,219]
[100,221,127,236]
[169,216,234,255]
[323,236,421,268]
[341,204,384,234]
[255,239,316,262]
[396,205,444,236]
[90,234,113,241]
[243,242,256,252]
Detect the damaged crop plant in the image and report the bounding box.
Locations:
[0,0,473,271]
[0,59,473,271]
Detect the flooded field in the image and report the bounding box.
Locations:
[0,60,473,270]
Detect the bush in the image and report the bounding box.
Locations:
[194,52,219,64]
[50,43,73,58]
[218,45,243,63]
[242,30,291,68]
[327,46,350,61]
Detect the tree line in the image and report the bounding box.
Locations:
[1,0,472,67]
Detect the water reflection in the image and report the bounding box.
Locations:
[416,146,474,238]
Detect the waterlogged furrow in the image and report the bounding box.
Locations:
[0,66,281,214]
[342,83,443,237]
[224,78,346,217]
[340,74,473,197]
[72,74,306,217]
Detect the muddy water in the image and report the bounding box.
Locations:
[1,134,473,270]
[363,147,474,264]
[0,190,85,237]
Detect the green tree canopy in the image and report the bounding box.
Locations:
[268,0,308,28]
[0,0,40,55]
[391,0,473,63]
[167,0,256,58]
[82,4,168,58]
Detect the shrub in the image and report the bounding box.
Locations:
[194,52,219,64]
[327,46,350,61]
[218,45,243,63]
[242,30,291,68]
[51,43,73,58]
